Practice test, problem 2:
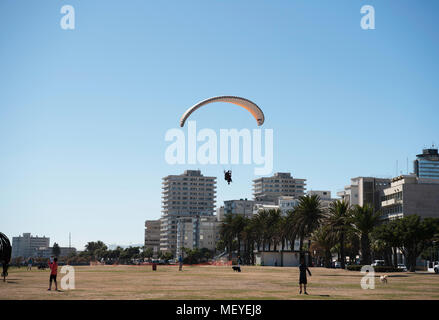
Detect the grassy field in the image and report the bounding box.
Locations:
[1,264,438,300]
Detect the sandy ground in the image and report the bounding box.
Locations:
[1,265,438,300]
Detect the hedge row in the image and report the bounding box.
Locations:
[346,265,403,272]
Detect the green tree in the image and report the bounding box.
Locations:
[266,209,282,251]
[372,222,400,267]
[326,200,351,269]
[143,247,154,259]
[394,215,437,272]
[232,214,247,256]
[85,241,108,261]
[220,213,235,259]
[291,195,325,261]
[52,242,61,257]
[351,204,382,265]
[312,225,336,268]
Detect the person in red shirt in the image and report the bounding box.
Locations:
[48,257,58,291]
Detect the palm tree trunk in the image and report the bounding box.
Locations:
[393,247,398,268]
[361,234,371,265]
[325,248,331,268]
[340,233,346,269]
[299,235,304,260]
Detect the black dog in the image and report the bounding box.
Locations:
[232,266,241,272]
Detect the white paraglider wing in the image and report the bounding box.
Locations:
[180,96,264,127]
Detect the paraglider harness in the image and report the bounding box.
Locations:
[0,232,12,282]
[224,170,232,184]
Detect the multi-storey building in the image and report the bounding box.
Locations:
[176,215,220,258]
[11,233,76,258]
[307,190,335,210]
[337,177,391,212]
[160,170,216,255]
[198,216,220,252]
[278,196,298,216]
[253,172,306,204]
[144,220,161,256]
[223,199,255,219]
[252,203,279,215]
[414,147,439,180]
[12,233,50,258]
[34,247,76,259]
[216,206,225,222]
[381,175,439,220]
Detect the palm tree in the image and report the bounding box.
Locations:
[291,194,325,261]
[312,226,335,268]
[284,210,298,252]
[251,213,264,252]
[326,200,351,269]
[232,214,246,256]
[266,209,282,251]
[241,217,256,264]
[254,210,270,251]
[279,215,289,251]
[220,213,235,259]
[350,204,382,265]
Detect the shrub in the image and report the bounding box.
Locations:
[346,265,403,272]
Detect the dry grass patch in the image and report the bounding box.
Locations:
[0,265,438,300]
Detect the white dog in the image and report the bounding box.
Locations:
[380,275,388,284]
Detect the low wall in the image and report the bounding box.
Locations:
[255,251,301,267]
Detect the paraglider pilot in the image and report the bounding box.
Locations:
[224,170,232,184]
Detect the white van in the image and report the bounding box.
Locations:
[427,261,439,274]
[371,260,385,267]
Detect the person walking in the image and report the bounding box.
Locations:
[178,255,183,271]
[237,255,242,272]
[48,257,58,291]
[299,257,312,295]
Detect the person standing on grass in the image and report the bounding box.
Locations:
[178,255,183,271]
[27,257,33,271]
[48,257,58,291]
[299,257,311,295]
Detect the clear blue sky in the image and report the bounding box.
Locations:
[1,0,438,250]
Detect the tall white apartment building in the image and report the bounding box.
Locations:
[160,170,216,255]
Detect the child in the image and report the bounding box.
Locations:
[48,257,58,291]
[299,257,312,295]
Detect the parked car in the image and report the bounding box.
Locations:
[371,260,385,267]
[334,262,341,268]
[397,264,407,271]
[427,261,439,274]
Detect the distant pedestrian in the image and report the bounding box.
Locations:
[48,257,58,291]
[27,257,33,271]
[298,257,312,295]
[178,255,183,271]
[237,255,242,272]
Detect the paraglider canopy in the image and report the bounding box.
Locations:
[180,96,264,127]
